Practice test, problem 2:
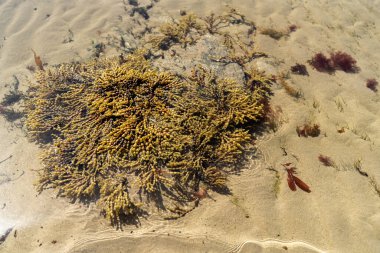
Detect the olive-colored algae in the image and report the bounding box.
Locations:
[25,13,273,227]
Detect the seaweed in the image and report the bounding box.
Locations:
[308,51,359,73]
[290,64,308,76]
[24,9,274,227]
[282,163,311,193]
[330,51,358,73]
[213,35,267,68]
[25,51,271,226]
[296,123,320,137]
[288,24,297,32]
[148,14,204,50]
[308,53,334,73]
[318,154,337,168]
[201,9,254,35]
[31,49,44,71]
[148,9,257,52]
[201,13,231,34]
[366,78,378,92]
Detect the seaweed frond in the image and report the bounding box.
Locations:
[148,14,204,50]
[31,49,44,71]
[318,154,337,168]
[201,9,255,35]
[99,179,143,228]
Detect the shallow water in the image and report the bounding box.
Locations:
[1,1,380,252]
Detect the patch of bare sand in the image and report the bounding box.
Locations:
[1,0,380,252]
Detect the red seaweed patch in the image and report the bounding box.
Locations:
[308,51,359,74]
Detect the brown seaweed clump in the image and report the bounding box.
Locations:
[147,9,257,53]
[24,50,271,227]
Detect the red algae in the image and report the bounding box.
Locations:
[318,154,336,167]
[330,51,358,73]
[308,51,359,73]
[366,79,378,92]
[308,53,334,73]
[288,24,297,32]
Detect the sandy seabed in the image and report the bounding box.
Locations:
[1,0,380,252]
